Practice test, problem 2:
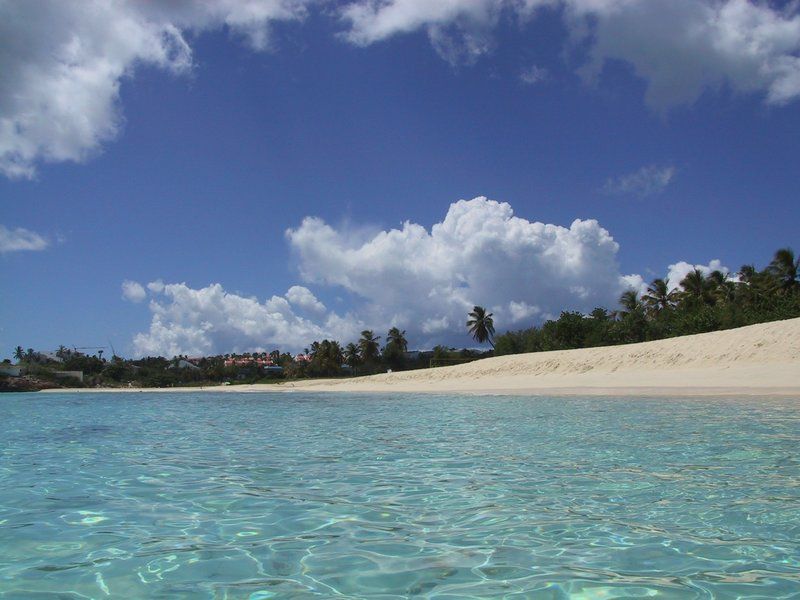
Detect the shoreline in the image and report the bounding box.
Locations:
[40,318,800,398]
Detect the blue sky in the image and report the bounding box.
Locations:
[2,0,800,358]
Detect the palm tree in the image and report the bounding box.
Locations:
[467,306,495,347]
[385,327,408,353]
[344,343,360,372]
[707,270,735,304]
[738,264,757,284]
[736,263,773,308]
[767,247,799,293]
[383,327,408,369]
[642,278,672,315]
[14,346,24,361]
[358,330,381,363]
[617,289,643,318]
[679,269,715,306]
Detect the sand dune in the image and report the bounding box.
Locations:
[275,318,800,396]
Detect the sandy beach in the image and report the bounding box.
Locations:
[44,317,800,397]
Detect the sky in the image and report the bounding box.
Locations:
[2,0,800,359]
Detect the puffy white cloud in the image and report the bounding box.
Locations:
[0,224,49,253]
[620,273,648,298]
[130,197,645,355]
[285,285,326,313]
[340,0,503,64]
[604,164,675,198]
[132,282,361,357]
[665,259,730,291]
[339,0,800,107]
[286,196,637,346]
[121,280,147,303]
[571,0,800,108]
[147,280,166,294]
[129,199,749,356]
[0,0,310,178]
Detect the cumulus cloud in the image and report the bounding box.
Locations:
[130,197,646,355]
[285,285,327,313]
[132,282,361,358]
[121,280,147,303]
[339,0,800,107]
[0,224,49,253]
[571,0,800,109]
[0,0,310,178]
[128,199,746,356]
[665,259,730,291]
[604,164,676,198]
[286,197,638,345]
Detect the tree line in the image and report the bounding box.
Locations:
[489,247,800,355]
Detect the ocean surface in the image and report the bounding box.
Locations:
[1,392,799,599]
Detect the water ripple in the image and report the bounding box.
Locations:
[1,393,799,598]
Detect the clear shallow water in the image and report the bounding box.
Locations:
[1,393,799,599]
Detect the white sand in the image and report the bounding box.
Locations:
[45,318,800,397]
[275,318,800,397]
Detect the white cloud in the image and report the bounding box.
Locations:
[665,259,730,291]
[619,273,647,298]
[0,0,310,178]
[520,64,548,84]
[147,280,165,294]
[285,285,326,313]
[570,0,800,109]
[0,224,49,253]
[339,0,800,107]
[340,0,503,65]
[121,280,147,303]
[508,300,540,321]
[132,282,361,358]
[604,164,675,198]
[130,197,644,355]
[286,196,636,346]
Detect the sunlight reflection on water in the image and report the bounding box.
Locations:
[1,392,799,598]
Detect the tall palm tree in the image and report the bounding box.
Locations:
[385,327,408,353]
[617,289,643,318]
[358,330,381,363]
[767,247,799,293]
[14,346,24,361]
[738,264,757,284]
[708,270,735,304]
[467,306,495,347]
[344,343,360,372]
[679,269,715,306]
[642,278,672,315]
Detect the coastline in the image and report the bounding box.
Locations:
[41,318,800,397]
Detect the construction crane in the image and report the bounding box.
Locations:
[73,346,107,359]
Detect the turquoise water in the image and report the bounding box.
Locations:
[1,393,799,599]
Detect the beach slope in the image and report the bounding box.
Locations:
[274,318,800,396]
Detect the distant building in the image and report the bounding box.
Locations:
[223,357,275,368]
[40,351,64,363]
[169,359,201,371]
[0,365,23,377]
[53,371,84,383]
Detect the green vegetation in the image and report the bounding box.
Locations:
[493,247,800,355]
[7,327,491,389]
[467,306,495,348]
[7,247,796,390]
